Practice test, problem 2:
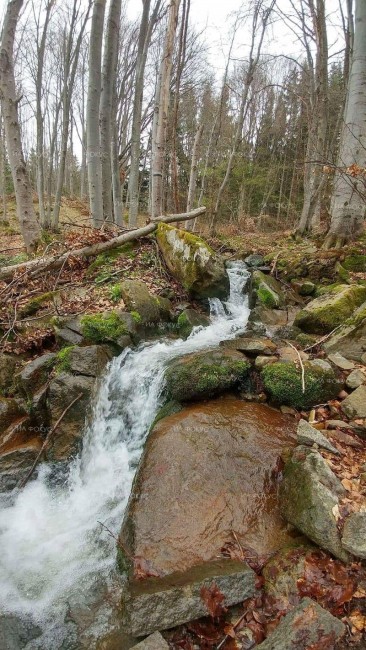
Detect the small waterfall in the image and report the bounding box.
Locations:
[0,261,250,648]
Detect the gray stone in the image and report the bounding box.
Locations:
[17,353,56,398]
[244,253,265,268]
[0,614,42,650]
[133,632,169,649]
[342,512,366,558]
[346,369,365,390]
[0,445,41,491]
[177,308,210,338]
[66,345,112,377]
[326,419,356,430]
[280,446,348,561]
[309,358,333,372]
[119,281,162,325]
[255,355,277,370]
[249,306,290,327]
[324,303,366,362]
[294,285,366,334]
[221,336,277,356]
[328,353,355,370]
[250,270,285,310]
[297,419,339,454]
[257,598,345,649]
[0,354,18,395]
[341,385,366,419]
[122,560,256,638]
[0,397,23,430]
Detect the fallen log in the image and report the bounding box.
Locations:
[0,207,206,282]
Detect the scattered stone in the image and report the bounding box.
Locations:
[261,361,341,410]
[327,429,362,448]
[342,512,366,559]
[177,309,210,338]
[121,560,256,638]
[65,345,112,377]
[156,224,229,300]
[280,446,348,561]
[257,598,345,649]
[328,352,355,370]
[132,632,169,649]
[221,336,277,356]
[277,346,308,364]
[54,316,85,345]
[255,355,277,370]
[250,270,285,310]
[346,368,365,390]
[280,405,297,416]
[297,419,339,454]
[120,399,296,579]
[17,353,56,398]
[326,419,356,430]
[294,285,366,334]
[164,348,250,402]
[293,280,316,296]
[249,305,290,327]
[341,385,366,419]
[324,301,366,361]
[244,253,265,268]
[46,373,95,461]
[263,544,316,610]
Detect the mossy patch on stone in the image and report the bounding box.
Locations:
[251,270,284,309]
[343,254,366,272]
[55,346,75,373]
[80,312,128,343]
[294,284,366,334]
[165,349,250,402]
[261,361,341,410]
[20,292,56,317]
[151,400,183,431]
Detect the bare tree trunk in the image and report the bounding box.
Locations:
[0,0,41,252]
[87,0,106,228]
[185,121,204,229]
[0,112,7,222]
[128,0,161,227]
[324,0,366,248]
[112,121,122,226]
[151,0,181,219]
[100,0,122,223]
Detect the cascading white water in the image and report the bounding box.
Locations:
[0,261,250,649]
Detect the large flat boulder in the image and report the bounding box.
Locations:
[257,598,345,649]
[164,349,250,402]
[280,446,349,562]
[120,399,296,577]
[122,560,255,638]
[156,224,229,300]
[294,284,366,334]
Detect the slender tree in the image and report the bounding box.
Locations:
[0,0,41,252]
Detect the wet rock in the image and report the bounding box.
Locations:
[133,631,169,649]
[294,285,366,334]
[177,309,210,338]
[121,560,256,638]
[297,419,339,454]
[0,614,42,650]
[0,442,42,491]
[244,253,265,268]
[249,306,291,328]
[263,544,316,610]
[327,352,355,370]
[46,373,95,461]
[120,399,296,578]
[120,281,166,325]
[250,270,285,310]
[346,368,365,389]
[17,352,57,398]
[0,353,18,395]
[257,598,345,649]
[64,345,112,377]
[0,397,24,430]
[280,446,348,561]
[261,361,341,410]
[221,336,277,356]
[157,224,229,300]
[164,348,250,402]
[342,512,366,558]
[341,385,366,419]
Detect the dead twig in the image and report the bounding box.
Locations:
[303,324,343,352]
[216,609,250,650]
[18,392,83,489]
[286,340,306,393]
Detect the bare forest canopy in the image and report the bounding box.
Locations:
[0,0,365,254]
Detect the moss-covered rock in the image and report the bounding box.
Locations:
[119,280,171,325]
[261,360,341,409]
[294,284,366,334]
[17,353,57,399]
[19,291,56,318]
[165,349,250,402]
[279,446,349,561]
[156,224,229,300]
[0,354,19,396]
[343,254,366,272]
[177,309,210,338]
[80,312,129,344]
[323,300,366,361]
[250,270,285,309]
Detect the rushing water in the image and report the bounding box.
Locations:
[0,261,250,648]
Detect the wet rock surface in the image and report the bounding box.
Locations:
[120,398,296,577]
[132,632,169,649]
[0,614,42,650]
[341,512,366,559]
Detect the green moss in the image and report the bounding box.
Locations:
[80,312,128,343]
[343,254,366,272]
[116,545,131,574]
[55,346,75,373]
[109,284,123,303]
[295,284,366,334]
[130,310,142,324]
[262,361,340,410]
[20,291,55,317]
[257,285,277,308]
[151,400,183,431]
[336,263,350,283]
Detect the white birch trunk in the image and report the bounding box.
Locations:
[185,121,204,230]
[0,0,41,252]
